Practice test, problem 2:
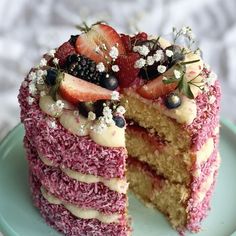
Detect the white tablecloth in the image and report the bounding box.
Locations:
[0,0,236,141]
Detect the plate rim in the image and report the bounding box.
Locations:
[0,118,236,236]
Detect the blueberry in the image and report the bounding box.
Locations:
[113,116,126,128]
[100,74,118,90]
[165,93,181,109]
[45,68,58,86]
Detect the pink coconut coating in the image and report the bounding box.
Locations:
[24,137,126,214]
[186,79,221,151]
[186,171,218,232]
[29,173,130,236]
[18,78,127,179]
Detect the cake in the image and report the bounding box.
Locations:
[18,22,221,235]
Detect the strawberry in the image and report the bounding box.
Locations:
[137,74,177,99]
[55,42,76,67]
[59,73,113,103]
[130,32,148,45]
[115,53,140,88]
[75,23,126,65]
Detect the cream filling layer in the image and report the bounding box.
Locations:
[194,153,220,204]
[39,97,125,148]
[38,154,128,194]
[41,187,120,224]
[193,137,215,178]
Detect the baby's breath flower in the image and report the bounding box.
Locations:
[48,49,56,57]
[134,58,146,68]
[139,45,150,56]
[174,70,182,79]
[27,96,35,105]
[28,72,37,81]
[147,56,155,66]
[56,100,64,109]
[96,62,105,72]
[111,91,119,100]
[166,49,173,57]
[157,65,167,74]
[53,58,59,65]
[39,58,47,67]
[40,91,46,97]
[88,111,96,121]
[153,50,163,62]
[109,46,119,59]
[111,65,120,72]
[29,82,37,95]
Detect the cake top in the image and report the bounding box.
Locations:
[23,22,218,142]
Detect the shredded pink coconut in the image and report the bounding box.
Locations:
[29,173,130,236]
[186,79,221,151]
[18,78,127,179]
[25,138,126,214]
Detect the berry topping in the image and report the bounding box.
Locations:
[135,40,169,80]
[115,52,140,88]
[100,74,118,90]
[120,34,132,52]
[75,23,125,65]
[137,72,177,99]
[113,116,126,128]
[165,93,181,109]
[59,73,113,103]
[66,54,105,85]
[120,32,148,52]
[45,68,58,86]
[55,42,76,67]
[69,35,79,46]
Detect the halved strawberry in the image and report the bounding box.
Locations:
[137,73,177,99]
[59,73,113,103]
[75,23,126,65]
[55,42,76,67]
[115,52,140,88]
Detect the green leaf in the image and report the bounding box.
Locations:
[180,59,200,65]
[162,77,177,84]
[178,75,194,99]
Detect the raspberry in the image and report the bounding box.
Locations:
[120,34,132,52]
[55,42,76,67]
[115,52,140,88]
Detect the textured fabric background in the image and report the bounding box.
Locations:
[0,0,236,141]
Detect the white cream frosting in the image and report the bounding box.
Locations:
[90,123,126,148]
[39,96,126,147]
[196,138,214,166]
[41,187,120,223]
[59,110,91,136]
[39,95,63,117]
[39,154,128,194]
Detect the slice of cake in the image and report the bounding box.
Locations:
[18,22,221,235]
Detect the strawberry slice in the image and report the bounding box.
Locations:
[75,23,126,65]
[55,42,76,67]
[137,73,177,99]
[115,52,140,88]
[59,73,113,103]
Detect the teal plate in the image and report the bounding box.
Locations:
[1,120,236,236]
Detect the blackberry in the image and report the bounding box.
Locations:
[66,54,106,85]
[68,35,79,46]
